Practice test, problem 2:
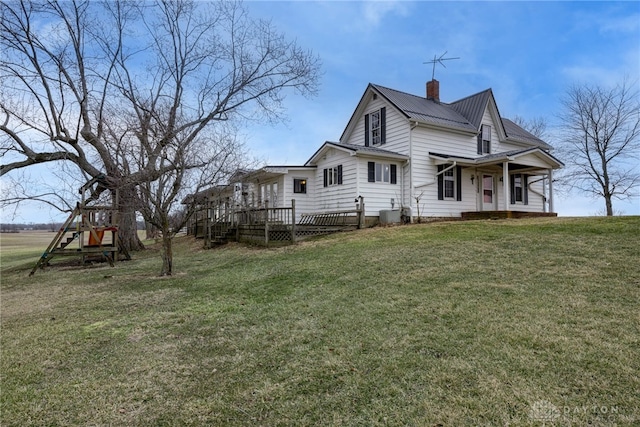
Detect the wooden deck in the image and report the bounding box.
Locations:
[191,204,365,247]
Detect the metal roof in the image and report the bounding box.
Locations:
[371,84,477,132]
[305,140,409,165]
[502,118,552,150]
[430,147,564,168]
[373,83,553,151]
[327,141,409,158]
[449,89,492,129]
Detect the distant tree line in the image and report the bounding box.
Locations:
[0,223,60,232]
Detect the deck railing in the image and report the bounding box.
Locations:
[190,197,366,245]
[234,205,293,226]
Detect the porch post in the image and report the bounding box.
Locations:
[543,176,547,213]
[503,161,509,210]
[548,168,554,213]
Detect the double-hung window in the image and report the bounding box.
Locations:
[370,111,381,145]
[437,165,462,201]
[478,124,491,154]
[323,165,343,187]
[364,107,386,146]
[443,168,455,199]
[510,173,528,204]
[367,162,397,184]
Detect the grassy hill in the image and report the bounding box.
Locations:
[1,217,638,426]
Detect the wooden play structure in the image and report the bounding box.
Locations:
[29,175,129,276]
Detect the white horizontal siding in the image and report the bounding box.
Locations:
[313,148,359,212]
[414,165,476,217]
[344,97,411,156]
[281,171,316,222]
[355,158,405,215]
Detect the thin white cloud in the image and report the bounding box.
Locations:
[361,1,409,28]
[597,12,640,35]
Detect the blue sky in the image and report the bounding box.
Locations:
[2,1,639,223]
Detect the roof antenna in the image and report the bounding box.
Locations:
[424,51,460,80]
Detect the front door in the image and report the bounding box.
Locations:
[482,174,495,211]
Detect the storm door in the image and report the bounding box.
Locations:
[482,174,496,211]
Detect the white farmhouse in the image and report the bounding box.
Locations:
[224,79,562,223]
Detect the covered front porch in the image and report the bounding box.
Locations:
[430,147,564,214]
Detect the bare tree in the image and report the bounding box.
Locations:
[0,0,320,251]
[136,125,244,276]
[512,115,549,140]
[558,79,640,216]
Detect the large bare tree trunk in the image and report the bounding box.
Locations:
[119,207,145,252]
[605,195,614,217]
[160,233,173,276]
[118,187,145,252]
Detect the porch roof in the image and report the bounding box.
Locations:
[305,141,410,166]
[429,147,564,170]
[240,165,316,182]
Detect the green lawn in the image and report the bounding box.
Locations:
[1,217,639,426]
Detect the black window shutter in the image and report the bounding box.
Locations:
[523,174,529,205]
[323,168,328,187]
[368,162,375,182]
[337,165,343,185]
[364,114,370,147]
[380,107,386,145]
[456,166,462,201]
[509,174,515,205]
[390,164,397,184]
[437,165,444,200]
[477,133,483,155]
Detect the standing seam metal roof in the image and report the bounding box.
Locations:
[371,83,553,150]
[371,84,477,132]
[449,89,492,129]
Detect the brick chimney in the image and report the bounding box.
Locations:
[426,79,440,102]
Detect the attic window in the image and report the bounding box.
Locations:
[372,93,377,100]
[481,124,491,154]
[364,107,386,147]
[370,110,381,145]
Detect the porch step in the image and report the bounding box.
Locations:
[206,227,237,247]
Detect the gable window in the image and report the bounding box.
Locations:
[477,124,491,154]
[367,162,397,184]
[437,165,462,201]
[323,165,343,187]
[364,107,386,147]
[510,173,529,204]
[370,111,381,145]
[293,178,307,194]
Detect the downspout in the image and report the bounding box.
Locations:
[528,176,548,213]
[435,161,457,177]
[409,121,418,221]
[414,160,457,187]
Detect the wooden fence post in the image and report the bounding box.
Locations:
[291,199,296,243]
[265,221,269,246]
[357,196,365,229]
